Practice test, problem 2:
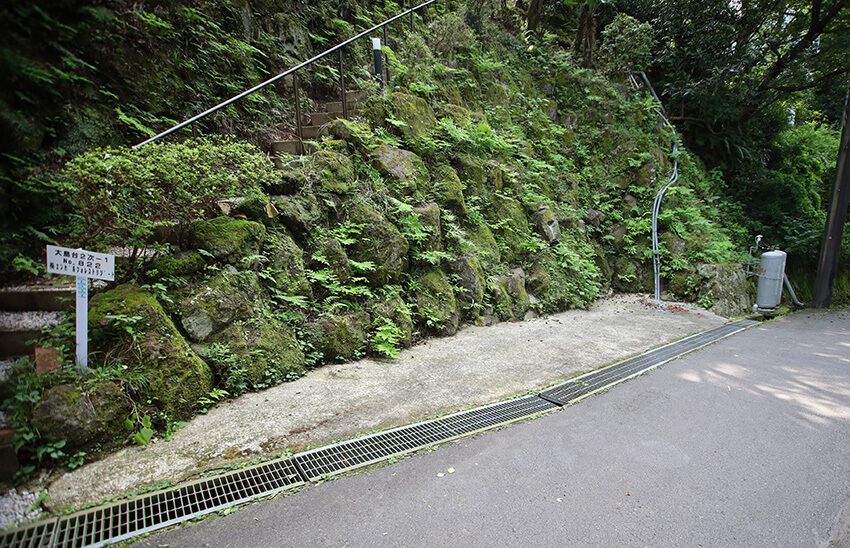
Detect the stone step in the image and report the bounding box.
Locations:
[0,311,66,359]
[326,100,364,115]
[308,112,332,126]
[271,140,318,160]
[0,286,74,312]
[299,125,328,140]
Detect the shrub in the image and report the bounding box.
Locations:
[60,137,272,276]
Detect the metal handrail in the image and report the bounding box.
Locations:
[134,0,447,149]
[629,71,679,301]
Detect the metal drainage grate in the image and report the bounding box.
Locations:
[541,320,758,405]
[0,519,56,548]
[20,458,303,548]
[295,395,558,480]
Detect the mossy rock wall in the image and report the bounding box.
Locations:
[90,284,215,420]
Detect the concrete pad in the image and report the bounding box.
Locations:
[46,293,726,511]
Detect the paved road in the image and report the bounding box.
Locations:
[132,308,850,547]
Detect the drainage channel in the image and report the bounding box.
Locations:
[0,319,757,548]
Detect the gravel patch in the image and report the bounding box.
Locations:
[0,489,42,531]
[0,311,65,332]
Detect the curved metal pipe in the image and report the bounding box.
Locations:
[631,72,679,300]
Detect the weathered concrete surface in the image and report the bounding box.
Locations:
[46,293,726,511]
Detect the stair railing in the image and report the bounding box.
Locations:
[134,0,449,150]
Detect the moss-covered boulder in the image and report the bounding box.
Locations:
[145,250,206,279]
[531,205,561,243]
[346,202,409,286]
[304,311,371,362]
[370,296,414,348]
[201,318,305,392]
[431,165,467,216]
[371,144,429,199]
[414,268,459,336]
[265,232,312,298]
[457,224,501,267]
[493,268,530,321]
[89,285,214,419]
[612,257,652,292]
[314,237,352,284]
[274,193,326,243]
[328,119,373,149]
[699,263,754,317]
[189,217,266,267]
[525,260,551,297]
[312,150,355,194]
[391,91,437,142]
[32,382,131,452]
[490,194,530,264]
[170,271,267,342]
[447,255,486,312]
[410,202,442,254]
[436,103,471,125]
[233,196,281,226]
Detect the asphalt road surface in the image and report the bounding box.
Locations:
[132,308,850,547]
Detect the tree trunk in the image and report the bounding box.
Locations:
[575,4,598,68]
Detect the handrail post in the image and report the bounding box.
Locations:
[339,49,347,120]
[294,71,303,155]
[383,26,389,84]
[191,122,197,140]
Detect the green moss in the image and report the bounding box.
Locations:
[492,269,530,321]
[203,318,305,392]
[89,285,214,420]
[189,217,266,266]
[415,268,459,336]
[456,224,501,267]
[391,92,437,143]
[346,201,409,286]
[489,194,529,265]
[304,311,371,361]
[265,232,312,297]
[431,165,467,216]
[146,251,205,279]
[328,119,374,149]
[312,150,354,194]
[169,271,267,342]
[371,144,429,200]
[371,296,414,348]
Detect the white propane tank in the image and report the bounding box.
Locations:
[756,250,787,310]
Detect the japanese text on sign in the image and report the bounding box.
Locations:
[46,245,115,281]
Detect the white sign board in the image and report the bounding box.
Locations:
[46,245,115,281]
[46,245,116,369]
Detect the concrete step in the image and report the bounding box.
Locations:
[326,101,364,115]
[0,287,74,312]
[308,112,332,126]
[300,125,329,140]
[271,139,318,159]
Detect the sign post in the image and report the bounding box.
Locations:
[46,245,115,369]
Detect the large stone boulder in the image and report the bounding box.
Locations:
[699,263,754,317]
[189,217,265,267]
[370,296,414,349]
[265,232,312,298]
[490,194,530,264]
[89,285,214,419]
[391,92,437,142]
[456,224,501,267]
[410,202,442,255]
[493,268,530,321]
[430,165,467,216]
[447,255,486,312]
[32,382,131,452]
[414,268,459,336]
[304,311,371,362]
[200,318,306,392]
[312,150,355,194]
[169,271,268,343]
[531,205,561,243]
[346,202,409,286]
[371,144,429,199]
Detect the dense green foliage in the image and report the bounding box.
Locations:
[1,0,848,486]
